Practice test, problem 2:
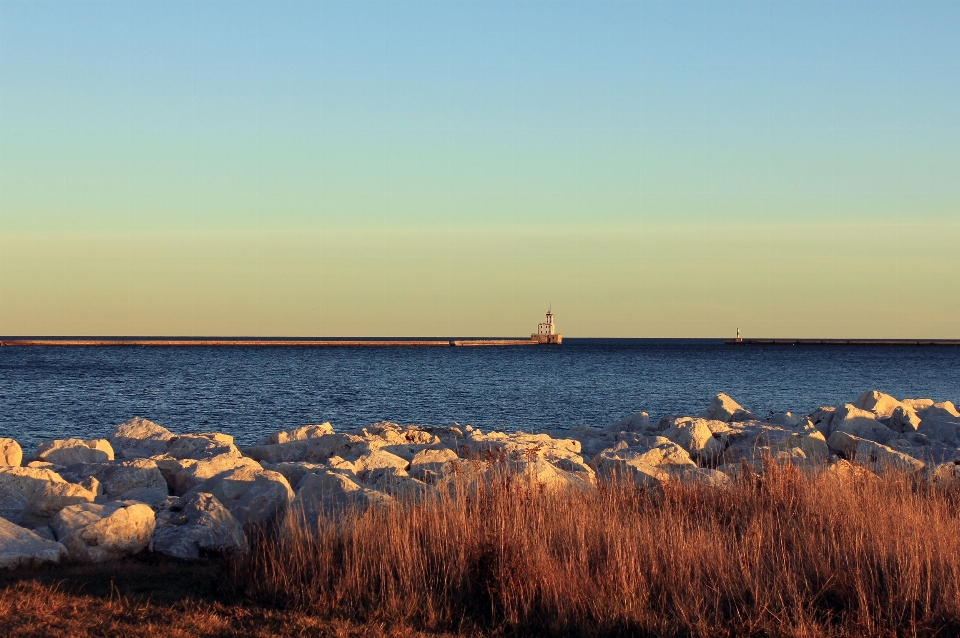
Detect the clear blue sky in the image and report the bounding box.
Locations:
[1,1,958,337]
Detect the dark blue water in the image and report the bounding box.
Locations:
[1,340,958,450]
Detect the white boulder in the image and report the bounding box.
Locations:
[0,516,68,569]
[110,417,175,458]
[0,439,23,467]
[165,433,240,460]
[51,501,155,563]
[662,418,723,460]
[409,448,458,482]
[183,465,293,528]
[608,411,651,432]
[33,439,114,465]
[829,405,894,444]
[826,431,925,473]
[0,466,96,526]
[853,390,909,419]
[256,423,334,446]
[151,492,246,559]
[292,470,391,523]
[701,393,751,422]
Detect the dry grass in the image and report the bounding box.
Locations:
[3,462,960,637]
[236,462,960,637]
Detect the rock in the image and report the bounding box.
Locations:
[930,462,960,486]
[292,470,391,523]
[826,431,925,473]
[242,433,370,465]
[590,453,669,488]
[810,407,837,436]
[615,438,698,472]
[19,480,98,527]
[183,466,293,528]
[0,466,96,526]
[0,439,23,467]
[917,403,960,445]
[829,405,894,444]
[676,467,733,488]
[608,411,651,432]
[409,448,459,482]
[60,459,169,506]
[662,418,723,461]
[353,450,410,479]
[256,423,334,446]
[172,454,261,496]
[902,398,935,412]
[51,501,155,563]
[890,405,922,432]
[0,516,68,569]
[824,459,879,483]
[33,439,114,465]
[260,462,327,491]
[151,493,246,559]
[510,457,592,492]
[768,431,829,461]
[166,433,240,460]
[765,412,804,427]
[701,393,751,422]
[110,417,175,458]
[853,391,909,419]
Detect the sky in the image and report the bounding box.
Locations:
[0,0,958,338]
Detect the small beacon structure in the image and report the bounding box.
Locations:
[533,309,562,344]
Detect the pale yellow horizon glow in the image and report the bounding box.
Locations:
[2,220,957,339]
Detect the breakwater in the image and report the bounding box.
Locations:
[727,339,960,346]
[0,338,538,347]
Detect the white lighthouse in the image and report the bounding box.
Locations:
[532,308,562,344]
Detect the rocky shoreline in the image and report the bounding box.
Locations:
[2,390,959,570]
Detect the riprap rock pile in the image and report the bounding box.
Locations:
[1,389,958,569]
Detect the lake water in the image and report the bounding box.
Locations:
[1,340,958,450]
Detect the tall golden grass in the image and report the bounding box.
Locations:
[236,462,960,637]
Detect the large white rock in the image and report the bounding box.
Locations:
[51,501,155,563]
[33,439,114,465]
[60,459,169,506]
[701,393,750,422]
[662,418,723,460]
[890,406,922,432]
[260,462,328,491]
[0,466,96,526]
[110,417,175,458]
[590,453,669,488]
[853,390,910,419]
[608,411,651,432]
[829,405,894,444]
[917,403,960,445]
[353,450,410,479]
[0,439,23,467]
[0,516,68,569]
[409,448,458,482]
[292,470,391,523]
[151,492,246,559]
[242,433,370,465]
[183,465,293,528]
[765,430,829,461]
[826,431,925,473]
[165,433,241,460]
[172,454,261,496]
[256,423,334,446]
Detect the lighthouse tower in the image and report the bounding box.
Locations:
[532,308,562,344]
